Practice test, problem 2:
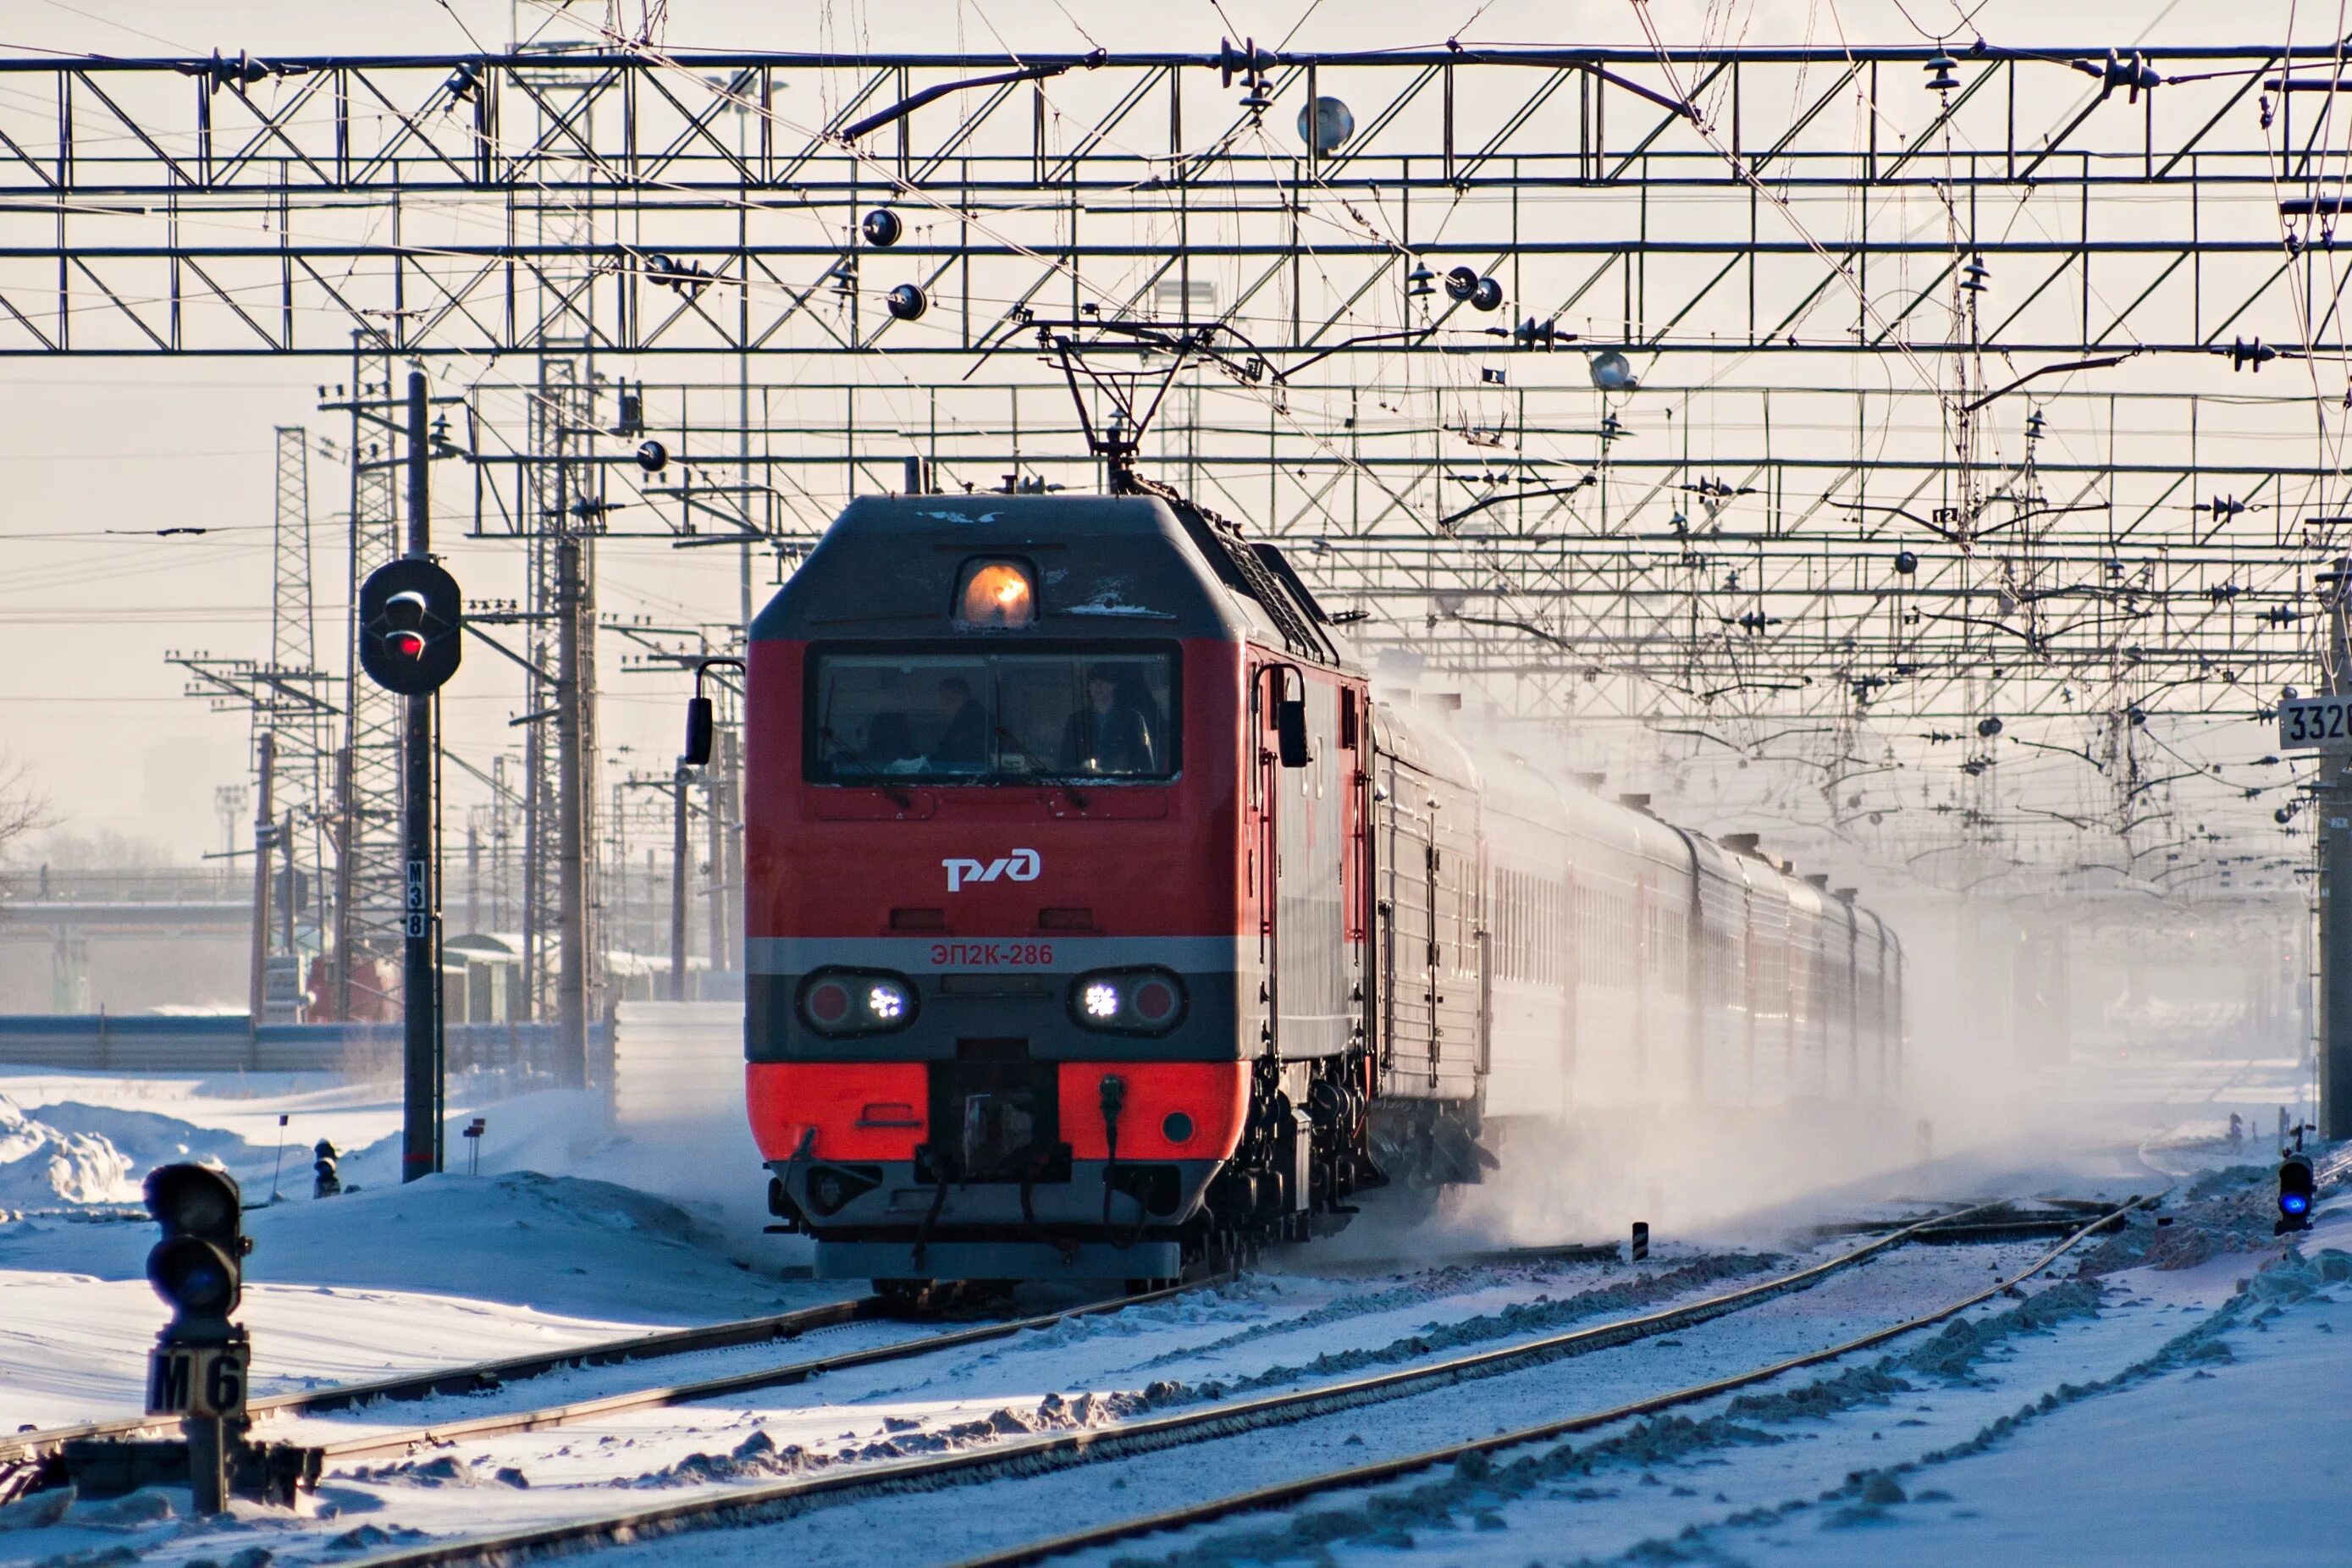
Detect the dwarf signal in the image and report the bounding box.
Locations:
[2277,1150,2317,1234]
[142,1162,251,1513]
[144,1162,248,1343]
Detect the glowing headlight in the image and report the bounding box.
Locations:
[1068,967,1187,1035]
[955,560,1036,628]
[798,968,919,1036]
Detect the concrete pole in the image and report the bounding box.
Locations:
[705,744,727,977]
[280,809,296,969]
[400,368,443,1181]
[670,765,691,1002]
[721,722,743,976]
[330,747,353,1020]
[248,731,276,1023]
[555,533,589,1086]
[2323,556,2352,1139]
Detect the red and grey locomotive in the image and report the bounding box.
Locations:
[740,483,1902,1290]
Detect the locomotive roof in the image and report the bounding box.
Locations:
[752,490,1336,657]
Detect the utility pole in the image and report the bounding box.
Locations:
[2322,555,2352,1139]
[400,370,442,1181]
[670,764,690,1002]
[248,732,276,1024]
[281,810,298,979]
[705,743,726,979]
[555,530,591,1085]
[721,721,742,980]
[331,748,354,1018]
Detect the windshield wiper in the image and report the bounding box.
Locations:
[817,726,914,809]
[995,725,1086,811]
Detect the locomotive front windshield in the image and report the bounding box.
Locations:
[809,649,1178,784]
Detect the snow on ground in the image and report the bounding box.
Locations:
[1022,1182,2352,1568]
[0,1168,843,1432]
[0,1042,2340,1567]
[1739,1254,2352,1567]
[0,1074,852,1433]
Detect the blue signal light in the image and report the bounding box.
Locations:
[2282,1191,2311,1217]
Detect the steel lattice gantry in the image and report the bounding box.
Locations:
[2,45,2345,361]
[12,39,2352,904]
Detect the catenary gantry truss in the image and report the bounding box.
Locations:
[10,36,2352,895]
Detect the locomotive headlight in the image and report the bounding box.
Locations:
[1068,967,1186,1035]
[954,559,1036,629]
[798,968,919,1036]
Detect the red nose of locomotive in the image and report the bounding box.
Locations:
[740,491,1277,1285]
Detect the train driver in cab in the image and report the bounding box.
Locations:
[930,676,990,771]
[1061,665,1156,776]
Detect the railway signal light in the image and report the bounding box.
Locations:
[357,558,462,695]
[2277,1151,2316,1234]
[145,1164,248,1339]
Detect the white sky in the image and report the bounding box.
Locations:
[0,0,2311,862]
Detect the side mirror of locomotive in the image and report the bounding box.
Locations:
[1277,698,1311,769]
[682,694,715,768]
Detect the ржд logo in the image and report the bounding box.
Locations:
[941,847,1041,892]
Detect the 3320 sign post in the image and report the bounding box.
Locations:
[2278,695,2352,750]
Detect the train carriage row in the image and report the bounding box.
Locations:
[1366,715,1903,1138]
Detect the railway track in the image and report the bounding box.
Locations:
[0,1294,885,1471]
[282,1278,1214,1462]
[329,1197,2100,1568]
[2,1278,1224,1493]
[251,1206,2051,1463]
[949,1196,2151,1568]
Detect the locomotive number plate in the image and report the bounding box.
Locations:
[926,942,1056,967]
[2279,695,2352,751]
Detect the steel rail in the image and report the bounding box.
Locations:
[952,1195,2152,1568]
[0,1295,884,1467]
[331,1197,2057,1568]
[297,1277,1216,1461]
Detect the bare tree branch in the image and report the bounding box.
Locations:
[0,753,55,863]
